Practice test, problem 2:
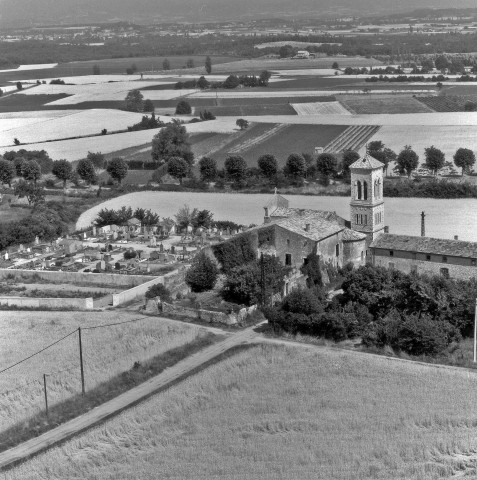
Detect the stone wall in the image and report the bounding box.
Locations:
[373,252,477,280]
[0,269,154,288]
[0,296,93,310]
[161,302,258,326]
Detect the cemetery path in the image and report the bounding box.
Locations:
[0,322,264,471]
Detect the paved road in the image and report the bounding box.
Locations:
[0,323,262,471]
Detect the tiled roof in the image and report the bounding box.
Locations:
[270,207,346,225]
[371,234,477,259]
[275,213,344,241]
[349,154,384,171]
[342,229,367,242]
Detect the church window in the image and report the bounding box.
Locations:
[426,254,431,261]
[360,214,363,224]
[389,250,394,256]
[287,239,290,247]
[285,253,292,266]
[363,181,368,200]
[442,256,448,263]
[356,214,359,225]
[440,267,449,279]
[357,181,362,200]
[335,244,340,257]
[361,251,364,261]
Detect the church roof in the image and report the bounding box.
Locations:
[276,214,344,242]
[342,229,367,242]
[349,154,384,171]
[270,207,347,226]
[371,234,477,259]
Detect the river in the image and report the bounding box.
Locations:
[76,192,477,242]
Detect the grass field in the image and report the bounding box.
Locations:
[10,343,477,479]
[0,93,71,112]
[292,101,351,115]
[340,95,434,114]
[211,123,347,167]
[363,125,477,161]
[0,109,148,147]
[0,311,207,434]
[196,103,297,116]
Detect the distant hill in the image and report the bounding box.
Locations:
[1,0,477,27]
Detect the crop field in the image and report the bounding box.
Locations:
[292,101,351,115]
[11,343,477,480]
[0,109,149,147]
[211,123,347,167]
[189,131,237,159]
[182,56,383,75]
[0,93,72,112]
[415,95,477,112]
[195,103,297,116]
[3,117,238,161]
[363,125,477,161]
[340,95,434,114]
[0,311,206,434]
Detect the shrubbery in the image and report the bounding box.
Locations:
[185,251,219,292]
[264,264,476,357]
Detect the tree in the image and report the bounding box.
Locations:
[316,153,338,184]
[175,204,198,231]
[14,180,45,206]
[124,89,144,112]
[197,76,210,89]
[464,101,477,112]
[133,208,159,226]
[225,155,247,184]
[186,58,194,68]
[424,145,445,176]
[92,64,101,75]
[185,251,219,292]
[167,157,189,184]
[106,157,129,185]
[193,209,213,229]
[223,75,240,89]
[332,61,339,69]
[52,159,72,188]
[454,148,476,175]
[199,156,218,182]
[396,145,419,178]
[258,154,278,179]
[300,250,323,288]
[21,160,41,184]
[175,100,192,114]
[435,55,449,71]
[279,45,295,58]
[236,118,249,130]
[162,58,171,70]
[13,157,24,176]
[151,121,191,164]
[95,206,133,227]
[368,140,384,152]
[76,158,97,185]
[341,150,360,181]
[0,159,15,187]
[205,56,212,74]
[143,99,154,112]
[259,70,272,86]
[86,151,105,171]
[284,153,306,179]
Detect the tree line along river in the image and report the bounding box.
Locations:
[76,192,477,242]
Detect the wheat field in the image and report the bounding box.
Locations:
[8,343,477,479]
[0,311,206,432]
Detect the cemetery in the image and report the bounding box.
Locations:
[0,216,243,310]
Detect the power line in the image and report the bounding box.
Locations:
[0,329,77,375]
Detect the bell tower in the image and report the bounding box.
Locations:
[349,154,385,243]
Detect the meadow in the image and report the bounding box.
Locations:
[9,343,477,479]
[363,125,477,161]
[0,311,208,433]
[340,95,434,114]
[0,109,147,147]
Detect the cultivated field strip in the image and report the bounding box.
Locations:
[227,124,288,154]
[324,125,381,153]
[291,101,352,115]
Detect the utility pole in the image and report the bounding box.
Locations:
[474,298,477,363]
[260,252,266,307]
[43,374,49,419]
[78,327,85,395]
